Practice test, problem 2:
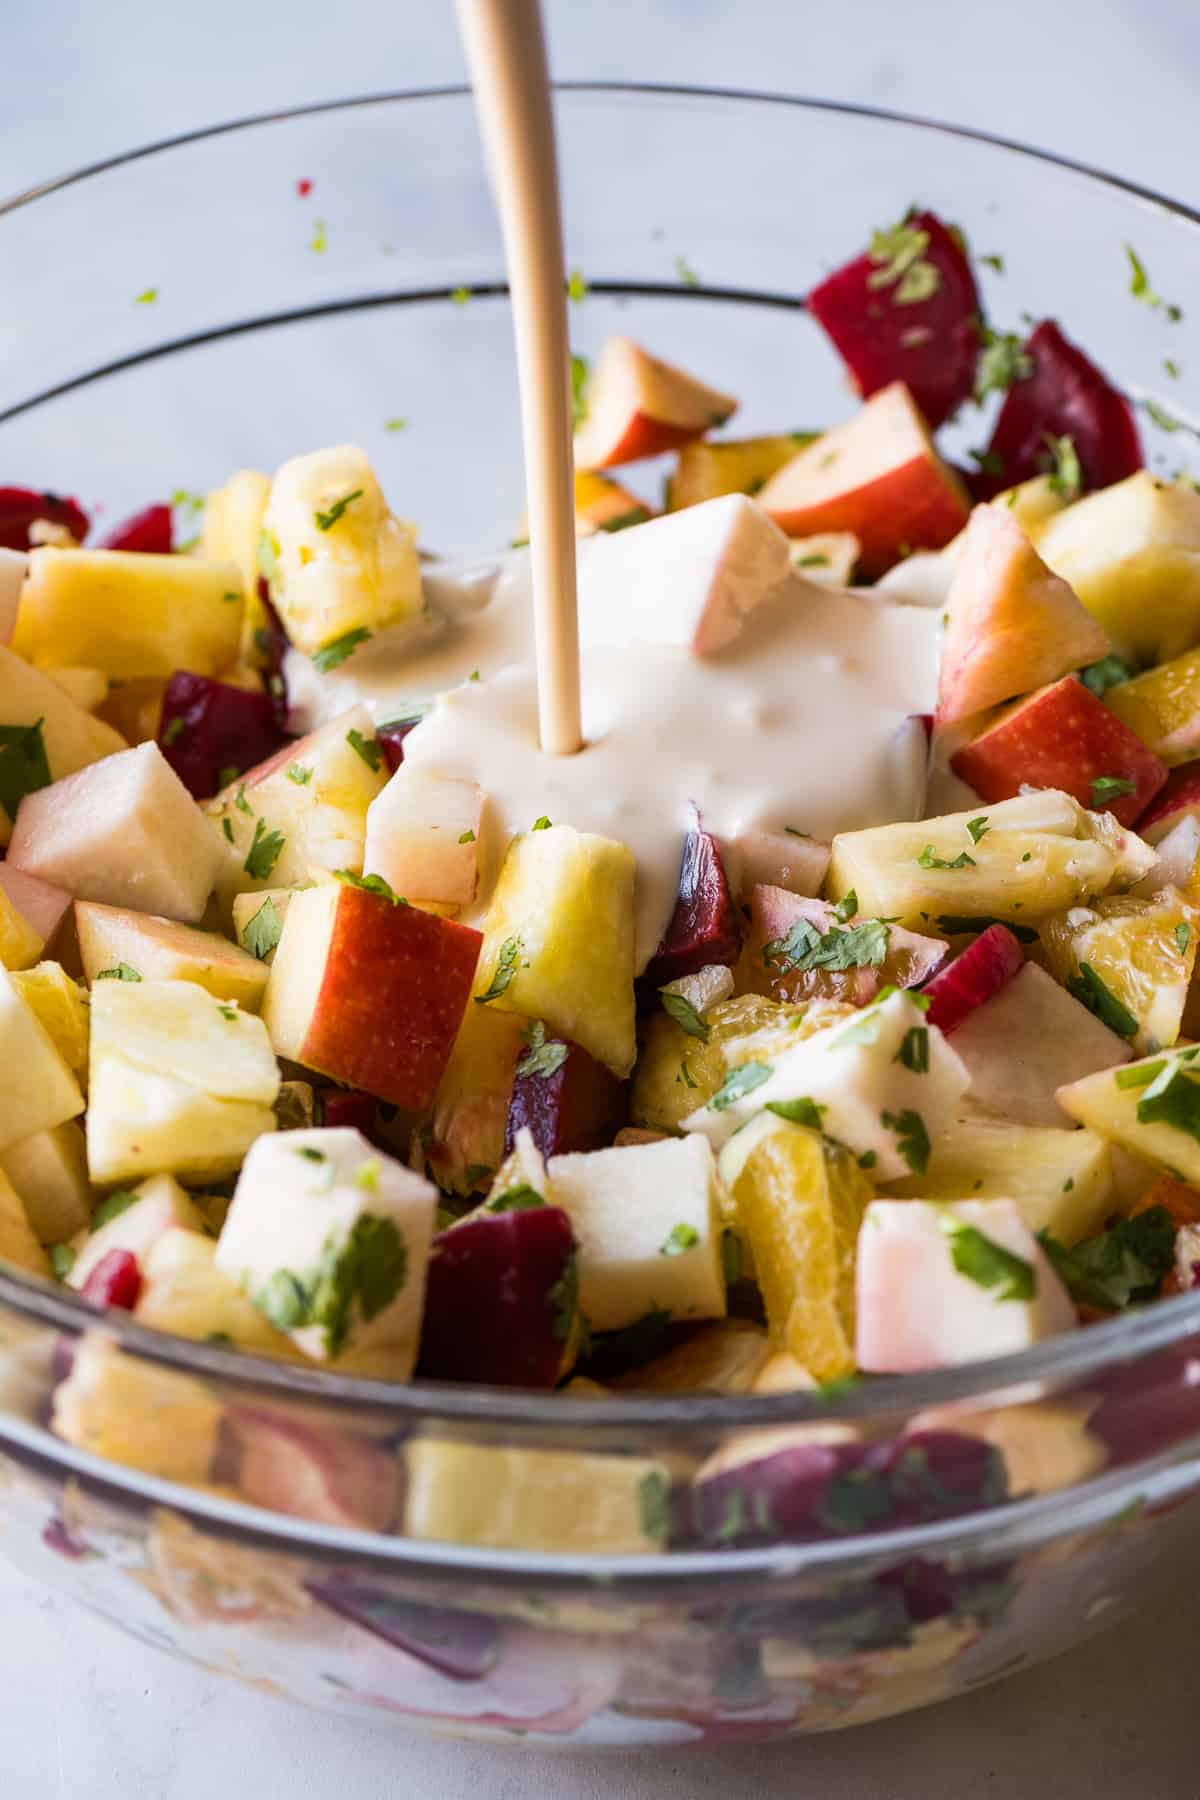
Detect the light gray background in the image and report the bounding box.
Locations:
[5,2,1200,1794]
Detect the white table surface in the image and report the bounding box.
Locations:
[5,1,1200,1793]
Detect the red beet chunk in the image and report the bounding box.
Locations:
[157,670,288,800]
[0,486,89,551]
[643,830,740,988]
[921,923,1025,1036]
[417,1205,578,1388]
[806,211,983,430]
[974,320,1143,499]
[80,1248,142,1311]
[99,503,173,554]
[504,1036,627,1160]
[318,1088,378,1136]
[689,1440,859,1546]
[376,716,423,774]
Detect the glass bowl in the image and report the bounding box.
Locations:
[4,85,1200,1747]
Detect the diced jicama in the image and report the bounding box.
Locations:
[68,1173,206,1291]
[20,548,243,678]
[573,335,737,471]
[0,1122,91,1244]
[0,969,84,1152]
[363,767,482,906]
[156,671,286,801]
[75,902,270,1011]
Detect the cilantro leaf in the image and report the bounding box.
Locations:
[566,268,588,303]
[516,1019,569,1080]
[547,1251,579,1342]
[764,916,890,974]
[1042,433,1083,499]
[0,718,51,825]
[709,1061,772,1111]
[660,989,709,1041]
[1080,655,1133,697]
[1135,1059,1200,1142]
[974,329,1033,405]
[1177,922,1191,956]
[674,255,700,288]
[1090,775,1137,806]
[49,1244,76,1280]
[866,220,941,305]
[940,1215,1036,1301]
[91,1189,142,1230]
[882,1108,931,1175]
[256,1269,309,1331]
[966,816,990,845]
[242,897,282,961]
[244,817,286,880]
[286,763,313,785]
[485,1183,545,1214]
[832,890,858,923]
[570,353,590,428]
[660,1223,699,1257]
[458,828,475,844]
[1067,962,1138,1039]
[346,727,383,772]
[332,869,407,906]
[314,489,364,533]
[312,628,372,674]
[475,935,522,1004]
[95,963,141,983]
[766,1097,825,1129]
[917,844,976,871]
[1039,1205,1175,1311]
[637,1469,671,1544]
[1126,244,1182,320]
[895,1026,930,1073]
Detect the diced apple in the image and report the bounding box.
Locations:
[722,828,831,901]
[21,547,243,678]
[667,434,814,511]
[0,969,84,1152]
[417,1204,579,1387]
[788,532,860,585]
[215,1127,436,1374]
[135,1229,301,1359]
[68,1172,206,1290]
[9,962,89,1077]
[474,825,636,1077]
[756,384,970,576]
[951,675,1168,826]
[548,1134,726,1332]
[609,1320,771,1394]
[504,1030,627,1160]
[86,979,279,1185]
[1139,762,1200,847]
[9,741,224,924]
[1057,1045,1200,1183]
[262,444,423,657]
[920,923,1025,1036]
[0,1122,91,1244]
[573,335,737,471]
[1104,645,1200,767]
[263,880,480,1110]
[0,1169,50,1276]
[156,671,286,802]
[937,504,1110,724]
[222,1404,399,1528]
[0,645,128,848]
[0,549,26,644]
[856,1199,1077,1373]
[99,503,173,554]
[363,767,482,906]
[51,1331,222,1485]
[75,902,269,1011]
[426,1003,524,1196]
[735,888,945,1008]
[643,828,740,987]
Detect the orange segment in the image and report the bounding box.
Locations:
[1039,886,1198,1054]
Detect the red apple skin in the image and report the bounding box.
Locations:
[157,671,288,800]
[642,830,741,988]
[416,1205,578,1388]
[222,1406,400,1532]
[806,211,983,430]
[590,415,715,470]
[504,1037,628,1160]
[951,676,1167,827]
[300,889,482,1111]
[80,1249,142,1312]
[100,504,173,554]
[921,923,1025,1036]
[1137,760,1200,845]
[762,449,969,577]
[0,486,89,551]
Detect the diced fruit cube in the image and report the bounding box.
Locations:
[0,549,26,644]
[548,1134,726,1331]
[418,1204,579,1387]
[756,383,970,576]
[631,993,803,1134]
[474,825,636,1077]
[936,503,1110,724]
[0,487,88,552]
[1104,645,1200,767]
[21,548,243,678]
[8,741,224,923]
[1139,761,1200,846]
[427,1004,525,1196]
[68,1172,207,1291]
[1057,1045,1200,1184]
[504,1029,627,1159]
[721,1112,870,1379]
[723,828,831,901]
[156,671,286,801]
[363,768,482,906]
[232,888,296,965]
[1039,888,1198,1054]
[667,434,813,511]
[79,1248,142,1310]
[1036,472,1200,664]
[215,1127,436,1374]
[135,1229,301,1359]
[200,468,272,659]
[0,866,72,955]
[856,1199,1077,1372]
[828,790,1156,931]
[262,444,423,656]
[920,923,1025,1036]
[263,879,480,1110]
[735,888,945,1008]
[0,1169,50,1276]
[573,335,737,471]
[86,978,279,1185]
[0,969,84,1151]
[643,829,741,987]
[222,1405,399,1528]
[0,1122,91,1244]
[0,645,127,848]
[51,1332,222,1484]
[76,902,268,1010]
[99,503,173,554]
[9,962,88,1076]
[0,876,45,971]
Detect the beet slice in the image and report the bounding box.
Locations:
[921,922,1024,1036]
[504,1035,627,1160]
[806,210,983,429]
[973,319,1143,499]
[375,716,424,774]
[80,1248,142,1311]
[156,670,289,801]
[0,486,89,551]
[99,503,173,554]
[643,829,740,988]
[417,1205,577,1388]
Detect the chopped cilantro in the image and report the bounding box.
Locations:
[332,869,407,906]
[796,552,830,568]
[895,1026,930,1073]
[677,1060,698,1089]
[966,816,990,845]
[217,765,239,790]
[1136,1059,1200,1142]
[95,963,141,983]
[866,219,941,305]
[217,1004,238,1022]
[1177,922,1192,956]
[384,416,408,431]
[940,1215,1036,1301]
[457,828,475,844]
[1080,654,1133,697]
[980,252,1005,273]
[161,717,186,747]
[91,1189,141,1230]
[450,285,471,305]
[244,817,286,880]
[134,287,158,304]
[1126,244,1182,320]
[345,727,382,771]
[766,1096,825,1129]
[531,815,552,831]
[974,329,1033,404]
[242,897,283,961]
[764,915,890,974]
[286,763,313,786]
[485,1183,545,1214]
[1165,359,1181,380]
[660,1223,699,1258]
[784,826,811,837]
[1039,1206,1175,1310]
[566,268,588,302]
[0,718,51,824]
[296,1147,326,1162]
[882,1107,931,1175]
[674,256,700,288]
[917,844,975,870]
[637,1469,671,1544]
[49,1244,76,1280]
[547,1251,579,1342]
[312,627,372,673]
[233,783,253,815]
[570,353,590,428]
[475,935,522,1004]
[1043,433,1083,499]
[516,1019,569,1080]
[1143,399,1185,435]
[314,489,364,532]
[1068,962,1138,1039]
[709,1061,772,1111]
[1090,774,1137,806]
[222,817,235,844]
[833,891,858,923]
[309,218,327,254]
[660,989,709,1041]
[858,1149,878,1170]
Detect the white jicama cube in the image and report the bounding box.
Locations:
[547,1134,726,1332]
[0,969,84,1152]
[576,494,790,657]
[68,1173,207,1290]
[8,741,224,923]
[0,1168,50,1276]
[215,1127,436,1374]
[136,1228,301,1359]
[364,767,482,906]
[0,644,127,847]
[0,1122,91,1244]
[87,979,279,1186]
[75,901,269,1010]
[51,1331,222,1484]
[856,1199,1077,1374]
[1057,1045,1200,1183]
[684,988,969,1180]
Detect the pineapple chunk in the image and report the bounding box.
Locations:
[51,1332,222,1485]
[404,1439,673,1553]
[76,901,269,1011]
[666,433,814,511]
[136,1228,303,1359]
[1057,1045,1200,1184]
[828,790,1155,931]
[263,444,423,656]
[0,969,84,1152]
[0,1169,51,1276]
[1104,645,1200,766]
[232,888,298,966]
[0,1122,91,1244]
[43,666,110,712]
[200,468,272,663]
[10,962,89,1077]
[21,548,244,678]
[87,978,279,1185]
[0,645,126,848]
[68,1173,207,1291]
[1038,888,1198,1054]
[474,825,636,1077]
[994,473,1074,541]
[0,881,43,970]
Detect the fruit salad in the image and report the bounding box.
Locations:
[3,207,1200,1550]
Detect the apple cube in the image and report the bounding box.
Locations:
[920,923,1025,1036]
[134,1229,301,1359]
[20,547,243,678]
[232,887,296,965]
[156,671,285,801]
[363,767,482,906]
[68,1172,206,1290]
[951,675,1168,826]
[667,434,814,511]
[0,970,84,1151]
[98,503,173,554]
[575,494,790,658]
[75,902,269,1011]
[1104,644,1200,767]
[474,825,636,1077]
[856,1199,1077,1373]
[222,1404,399,1528]
[547,1134,726,1332]
[215,1127,436,1374]
[426,1003,525,1196]
[262,444,423,657]
[735,888,946,1008]
[417,1203,579,1387]
[722,828,831,901]
[573,335,737,471]
[937,504,1110,724]
[0,1169,50,1276]
[504,1029,627,1160]
[263,880,480,1109]
[86,978,279,1185]
[0,645,127,848]
[0,548,26,643]
[9,962,89,1078]
[642,828,740,987]
[8,741,224,923]
[0,1122,91,1244]
[51,1331,222,1485]
[1139,762,1200,846]
[756,383,970,576]
[1056,1045,1200,1184]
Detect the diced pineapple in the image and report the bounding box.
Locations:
[51,1332,222,1485]
[828,791,1156,931]
[86,978,279,1185]
[75,902,269,1011]
[0,970,84,1152]
[631,994,795,1132]
[994,474,1074,541]
[232,887,298,966]
[1057,1046,1200,1184]
[363,767,482,906]
[136,1228,303,1359]
[1038,888,1198,1054]
[0,1122,91,1244]
[0,645,127,847]
[10,962,89,1077]
[608,1320,771,1393]
[0,1169,50,1276]
[474,825,636,1077]
[1104,646,1200,766]
[200,468,272,662]
[0,882,43,970]
[43,666,109,712]
[666,433,815,511]
[68,1173,207,1291]
[720,1113,869,1380]
[263,445,423,656]
[21,548,244,678]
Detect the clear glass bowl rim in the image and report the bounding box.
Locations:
[4,82,1200,1554]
